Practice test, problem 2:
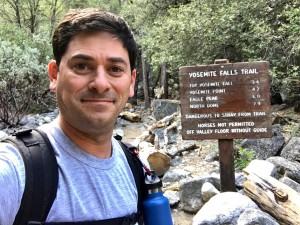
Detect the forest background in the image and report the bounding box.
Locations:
[0,0,299,128]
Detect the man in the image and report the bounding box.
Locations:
[0,8,142,224]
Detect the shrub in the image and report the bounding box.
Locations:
[234,147,255,170]
[0,39,49,128]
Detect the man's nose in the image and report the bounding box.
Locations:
[88,68,111,92]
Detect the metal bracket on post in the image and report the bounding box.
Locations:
[214,59,229,64]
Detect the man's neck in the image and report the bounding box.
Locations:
[58,117,113,158]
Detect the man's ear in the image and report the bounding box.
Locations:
[48,60,59,91]
[129,69,136,97]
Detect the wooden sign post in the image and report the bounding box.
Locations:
[179,60,272,192]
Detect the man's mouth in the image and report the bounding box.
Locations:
[82,98,114,104]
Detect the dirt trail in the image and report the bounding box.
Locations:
[120,119,218,225]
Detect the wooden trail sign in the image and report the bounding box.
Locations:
[179,61,272,140]
[179,60,273,192]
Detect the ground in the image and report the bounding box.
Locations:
[119,109,219,225]
[120,104,300,225]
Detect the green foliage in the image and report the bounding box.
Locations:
[0,23,52,60]
[234,147,255,170]
[0,0,299,123]
[0,0,126,127]
[289,122,300,137]
[0,24,31,45]
[0,39,49,127]
[122,0,300,93]
[62,0,122,13]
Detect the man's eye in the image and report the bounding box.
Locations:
[110,66,124,74]
[74,64,87,70]
[73,64,91,74]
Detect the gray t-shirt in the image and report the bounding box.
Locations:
[0,120,137,224]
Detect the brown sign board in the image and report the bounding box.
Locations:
[179,61,272,140]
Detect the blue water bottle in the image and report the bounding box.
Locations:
[142,171,173,225]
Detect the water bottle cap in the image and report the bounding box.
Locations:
[144,171,162,190]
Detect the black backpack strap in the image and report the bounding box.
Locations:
[117,139,148,225]
[45,213,139,225]
[3,128,58,225]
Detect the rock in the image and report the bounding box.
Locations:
[179,176,215,213]
[240,125,285,159]
[201,182,219,203]
[245,159,277,177]
[19,115,29,126]
[235,172,247,189]
[164,190,180,207]
[162,169,191,183]
[124,102,133,110]
[267,156,300,183]
[170,156,182,166]
[138,141,171,176]
[237,208,279,225]
[25,114,39,127]
[113,128,124,138]
[192,192,258,225]
[138,141,156,154]
[0,131,8,141]
[2,110,59,134]
[44,116,52,123]
[209,172,222,191]
[151,99,180,121]
[280,137,300,162]
[204,151,219,162]
[280,78,300,106]
[1,105,299,225]
[280,176,300,192]
[147,151,171,176]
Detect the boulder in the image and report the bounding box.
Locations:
[267,156,300,183]
[280,137,300,162]
[162,168,191,183]
[0,131,8,141]
[151,99,180,121]
[240,125,285,159]
[179,176,215,213]
[280,176,300,192]
[193,192,258,225]
[245,159,276,177]
[237,208,279,225]
[201,182,219,203]
[164,190,180,207]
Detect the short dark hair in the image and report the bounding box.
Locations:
[52,8,137,71]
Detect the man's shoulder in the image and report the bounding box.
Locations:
[0,136,25,180]
[0,139,24,163]
[0,140,25,225]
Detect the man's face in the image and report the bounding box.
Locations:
[48,32,136,135]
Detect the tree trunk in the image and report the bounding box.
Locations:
[161,63,168,99]
[130,48,140,105]
[15,0,22,27]
[27,0,40,33]
[49,0,61,38]
[141,48,150,109]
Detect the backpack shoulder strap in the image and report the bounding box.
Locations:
[3,128,58,224]
[117,139,148,224]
